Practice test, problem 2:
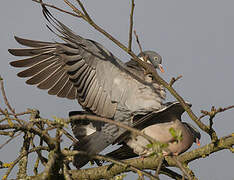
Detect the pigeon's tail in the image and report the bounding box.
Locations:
[69,111,111,168]
[106,144,137,160]
[73,131,112,169]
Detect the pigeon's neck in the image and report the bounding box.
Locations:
[126,59,144,70]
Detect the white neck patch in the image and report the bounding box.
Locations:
[139,56,151,64]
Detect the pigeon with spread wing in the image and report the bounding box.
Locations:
[8,7,166,168]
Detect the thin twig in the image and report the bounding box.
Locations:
[30,134,48,166]
[0,131,22,150]
[128,0,135,51]
[155,156,164,178]
[200,105,234,141]
[134,30,143,54]
[3,146,49,180]
[0,79,15,115]
[169,75,183,87]
[74,0,92,22]
[63,0,87,20]
[61,128,79,144]
[0,79,24,125]
[32,0,81,18]
[172,156,197,180]
[63,164,72,180]
[0,123,55,149]
[160,167,187,180]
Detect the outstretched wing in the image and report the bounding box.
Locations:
[8,7,131,118]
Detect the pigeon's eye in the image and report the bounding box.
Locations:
[154,56,158,61]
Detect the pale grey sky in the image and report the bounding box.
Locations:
[0,0,234,179]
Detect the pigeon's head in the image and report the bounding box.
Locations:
[183,122,201,146]
[137,51,164,73]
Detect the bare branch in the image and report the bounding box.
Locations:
[62,149,159,180]
[128,0,135,51]
[0,132,22,150]
[32,0,81,18]
[0,78,15,115]
[3,146,49,180]
[63,0,86,19]
[134,30,143,54]
[155,156,164,178]
[199,105,234,141]
[0,123,55,149]
[17,133,31,179]
[160,167,187,180]
[169,75,183,87]
[63,164,72,180]
[172,156,193,180]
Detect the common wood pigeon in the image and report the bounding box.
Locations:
[106,102,201,159]
[8,7,166,168]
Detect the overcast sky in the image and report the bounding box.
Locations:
[0,0,234,179]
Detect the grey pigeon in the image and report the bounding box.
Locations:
[8,6,166,168]
[106,102,201,159]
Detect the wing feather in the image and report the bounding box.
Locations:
[8,7,142,118]
[37,66,64,90]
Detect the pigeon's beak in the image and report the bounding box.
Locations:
[196,138,200,146]
[158,64,165,73]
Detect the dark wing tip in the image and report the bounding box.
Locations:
[14,36,23,44]
[8,49,16,56]
[9,59,21,67]
[9,61,16,67]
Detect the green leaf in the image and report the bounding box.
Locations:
[146,143,153,148]
[169,127,177,138]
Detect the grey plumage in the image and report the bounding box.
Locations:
[9,6,166,168]
[106,102,201,159]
